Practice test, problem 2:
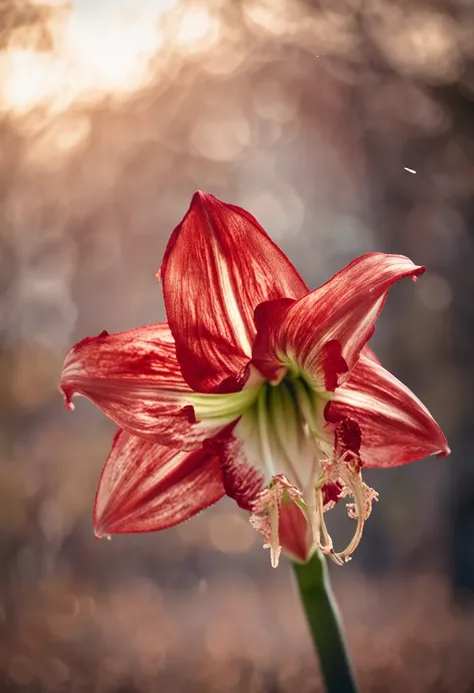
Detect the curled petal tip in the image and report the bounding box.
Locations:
[192,189,209,201]
[438,442,451,457]
[94,515,111,539]
[190,190,209,209]
[60,385,75,411]
[411,266,426,281]
[94,527,111,540]
[155,267,161,283]
[431,425,450,458]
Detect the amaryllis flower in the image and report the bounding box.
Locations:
[60,192,449,567]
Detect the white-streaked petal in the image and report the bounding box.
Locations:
[94,430,225,535]
[160,191,308,393]
[327,353,450,468]
[60,323,226,449]
[253,253,425,390]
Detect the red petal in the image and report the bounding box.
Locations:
[215,430,265,510]
[160,191,308,393]
[253,253,424,389]
[253,297,296,381]
[326,353,450,468]
[60,323,221,449]
[322,482,343,505]
[94,430,225,535]
[362,345,381,365]
[334,417,362,459]
[279,502,314,563]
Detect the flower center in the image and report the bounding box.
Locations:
[237,375,332,489]
[190,371,331,491]
[189,371,377,567]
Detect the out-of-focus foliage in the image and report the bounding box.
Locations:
[0,0,473,691]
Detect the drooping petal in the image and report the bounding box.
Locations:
[325,353,450,468]
[60,324,223,449]
[160,191,308,393]
[94,430,225,536]
[253,253,424,390]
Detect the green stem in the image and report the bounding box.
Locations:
[292,551,358,693]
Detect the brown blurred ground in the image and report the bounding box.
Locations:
[1,0,474,691]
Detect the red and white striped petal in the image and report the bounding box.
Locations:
[60,324,223,449]
[253,253,424,390]
[362,344,381,365]
[160,191,308,394]
[326,353,450,468]
[94,430,225,536]
[218,432,265,511]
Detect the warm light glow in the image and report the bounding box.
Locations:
[26,115,91,169]
[243,0,301,37]
[176,8,219,50]
[0,50,59,112]
[64,7,163,94]
[0,0,220,115]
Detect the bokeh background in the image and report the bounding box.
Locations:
[1,0,474,691]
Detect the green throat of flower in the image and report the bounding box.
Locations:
[190,370,377,567]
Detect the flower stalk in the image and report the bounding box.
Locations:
[292,551,358,693]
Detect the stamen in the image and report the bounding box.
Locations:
[268,501,281,568]
[336,476,366,559]
[303,468,321,550]
[339,475,379,558]
[250,475,304,569]
[317,452,378,563]
[315,488,345,565]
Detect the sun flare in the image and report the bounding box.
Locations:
[0,0,217,114]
